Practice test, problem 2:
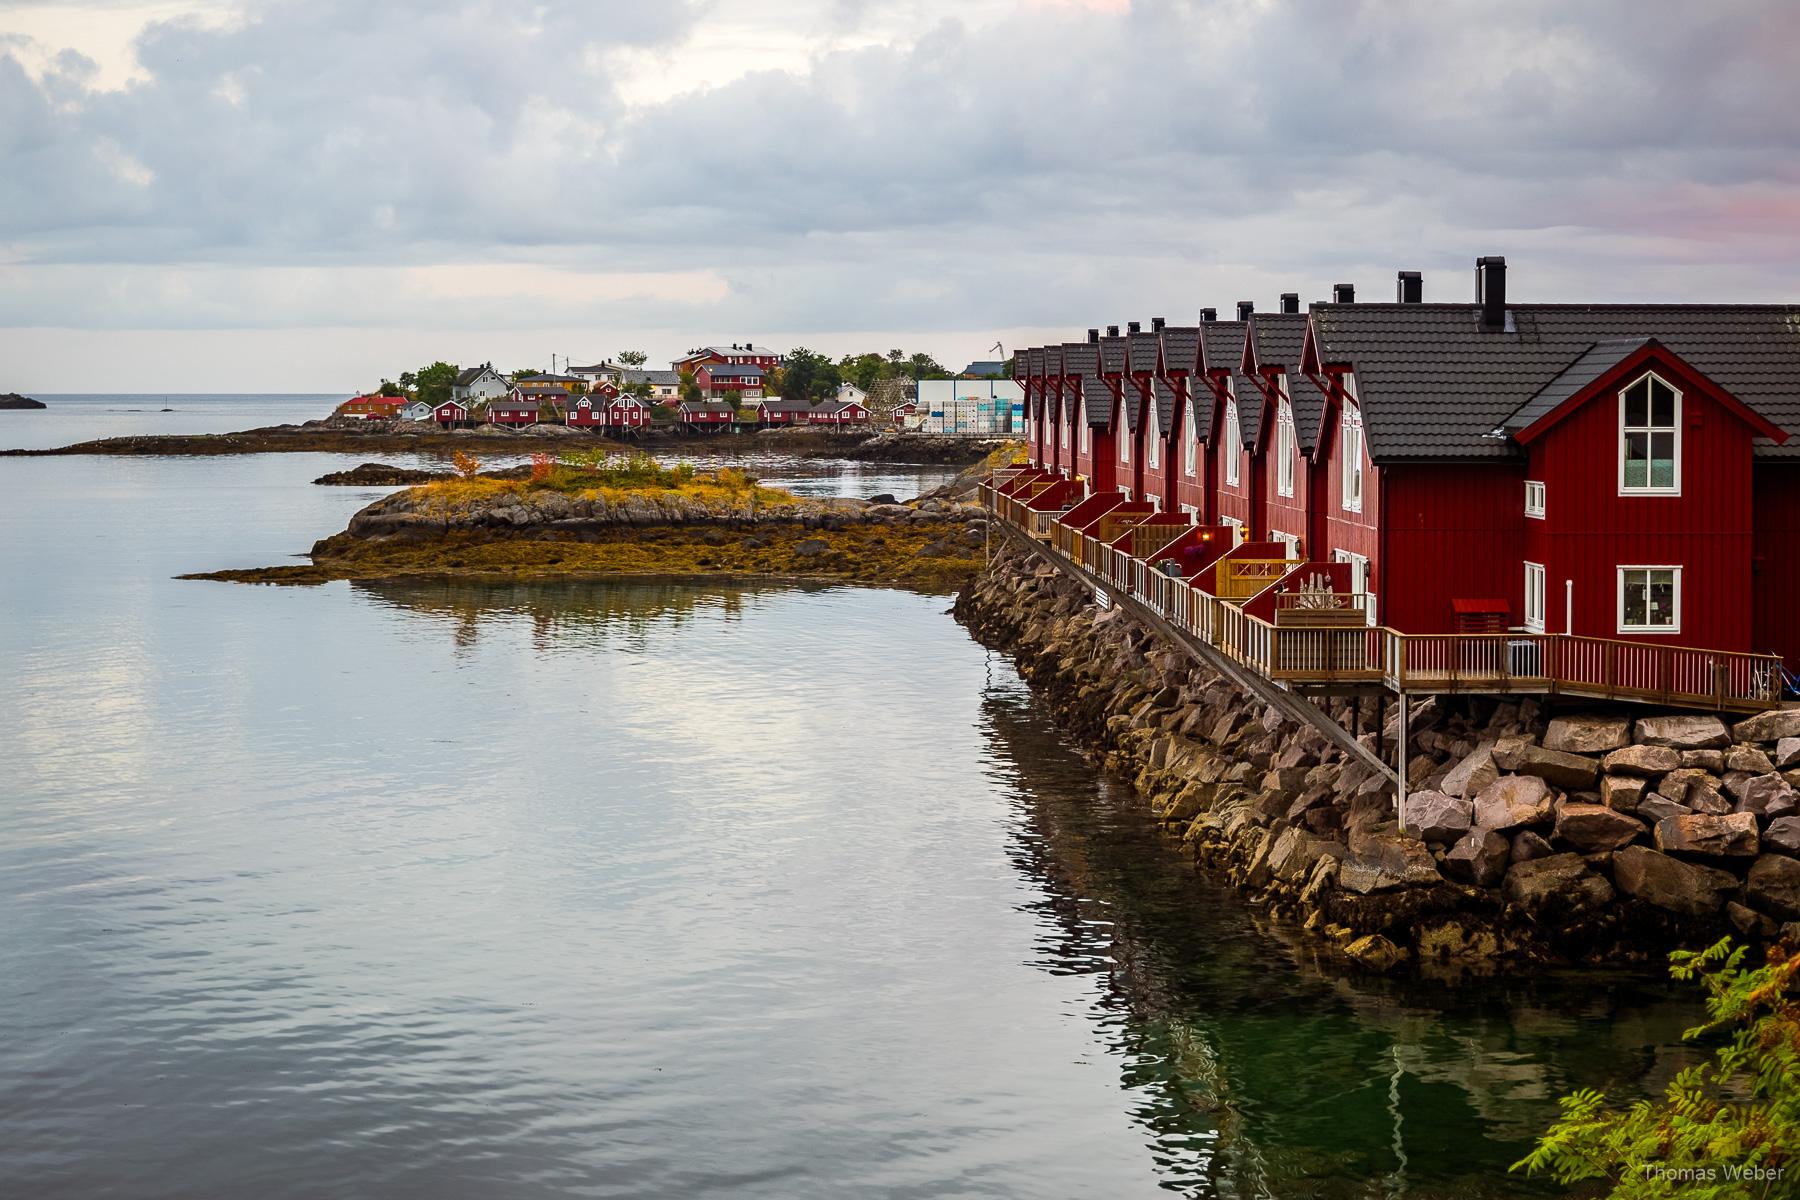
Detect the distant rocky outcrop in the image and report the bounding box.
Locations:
[0,393,46,410]
[313,462,452,486]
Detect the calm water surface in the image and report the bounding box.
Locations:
[0,454,1703,1198]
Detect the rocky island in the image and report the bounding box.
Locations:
[189,454,990,591]
[0,393,46,410]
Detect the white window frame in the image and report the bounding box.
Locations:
[1147,409,1160,470]
[1184,404,1199,478]
[1223,399,1241,488]
[1618,371,1681,496]
[1120,414,1131,464]
[1617,565,1681,634]
[1060,412,1068,450]
[1276,397,1295,497]
[1272,529,1300,559]
[1524,480,1546,519]
[1080,419,1089,454]
[1523,561,1546,633]
[1221,515,1244,544]
[1340,403,1364,514]
[1180,502,1199,519]
[1332,548,1374,624]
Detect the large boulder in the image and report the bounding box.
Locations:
[1611,845,1739,917]
[1473,775,1555,832]
[1503,853,1616,924]
[1267,827,1346,885]
[1343,934,1407,973]
[1511,744,1601,790]
[1511,829,1557,863]
[1654,811,1760,858]
[1407,791,1473,843]
[1439,743,1499,800]
[1338,833,1442,894]
[1732,710,1800,745]
[1776,738,1800,771]
[1599,774,1648,812]
[1743,855,1800,921]
[1601,744,1681,777]
[1635,715,1730,750]
[1726,745,1776,775]
[1734,773,1798,820]
[1444,829,1511,887]
[1543,714,1632,755]
[1764,816,1800,856]
[1554,801,1648,853]
[1635,794,1692,825]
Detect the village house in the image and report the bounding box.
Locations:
[1013,256,1800,672]
[757,397,815,426]
[673,343,784,374]
[513,373,587,396]
[398,398,434,422]
[435,399,473,429]
[568,361,623,389]
[623,369,681,404]
[809,397,870,426]
[677,399,736,430]
[451,364,510,406]
[339,393,404,420]
[692,361,766,400]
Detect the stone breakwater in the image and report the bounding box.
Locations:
[956,539,1800,971]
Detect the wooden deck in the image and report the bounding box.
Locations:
[981,474,1782,713]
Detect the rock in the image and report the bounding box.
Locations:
[1490,735,1535,772]
[1635,795,1691,824]
[792,538,831,557]
[1732,710,1800,745]
[1599,774,1648,812]
[1726,900,1779,940]
[1654,811,1760,858]
[1503,853,1615,923]
[1776,738,1800,771]
[1554,801,1648,853]
[1543,714,1632,754]
[0,392,45,409]
[1439,744,1499,799]
[1611,846,1739,917]
[1405,791,1472,842]
[1764,817,1800,855]
[865,493,899,505]
[1658,768,1717,806]
[1601,744,1681,777]
[1511,829,1557,863]
[1743,855,1800,921]
[312,462,450,486]
[1443,829,1511,887]
[1338,833,1442,893]
[1472,775,1554,832]
[1734,773,1798,819]
[1266,828,1345,885]
[1343,934,1407,973]
[1510,744,1600,790]
[1726,745,1775,774]
[1635,715,1730,750]
[1680,749,1726,772]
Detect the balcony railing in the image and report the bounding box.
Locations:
[979,478,1783,711]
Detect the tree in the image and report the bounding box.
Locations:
[1514,938,1797,1196]
[773,346,841,404]
[413,361,459,408]
[377,378,405,396]
[398,370,418,390]
[451,451,482,478]
[617,350,648,369]
[723,389,742,405]
[906,351,948,379]
[678,367,702,405]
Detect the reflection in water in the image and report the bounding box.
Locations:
[975,678,1702,1198]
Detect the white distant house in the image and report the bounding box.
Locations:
[569,361,624,388]
[399,399,434,421]
[623,369,681,403]
[452,364,510,405]
[833,382,867,409]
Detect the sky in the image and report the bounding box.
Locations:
[2,0,1797,393]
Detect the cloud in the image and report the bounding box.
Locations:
[1,0,1798,389]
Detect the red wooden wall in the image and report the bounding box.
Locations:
[1753,464,1800,668]
[1381,465,1523,633]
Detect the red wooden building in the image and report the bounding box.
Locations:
[693,361,766,399]
[757,397,815,425]
[435,399,471,429]
[674,343,784,374]
[340,393,403,419]
[677,400,736,430]
[489,391,546,426]
[809,399,869,426]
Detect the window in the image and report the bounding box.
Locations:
[1223,400,1241,487]
[1340,405,1364,513]
[1148,419,1160,469]
[1620,372,1680,494]
[1059,415,1068,450]
[1333,548,1374,623]
[1618,566,1680,633]
[1524,562,1546,632]
[1120,419,1131,463]
[1184,407,1199,477]
[1180,503,1200,519]
[1525,480,1546,519]
[1273,530,1300,559]
[1276,398,1295,497]
[1221,515,1244,544]
[1080,420,1089,453]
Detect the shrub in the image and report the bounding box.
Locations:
[530,452,554,483]
[1513,938,1797,1197]
[452,451,482,478]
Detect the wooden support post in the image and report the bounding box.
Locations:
[1396,691,1410,834]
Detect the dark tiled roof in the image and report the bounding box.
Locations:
[1128,332,1161,374]
[1025,347,1043,379]
[1186,377,1214,441]
[623,369,680,386]
[960,360,1006,377]
[1044,346,1063,375]
[679,400,736,413]
[1161,326,1200,374]
[1198,321,1247,374]
[1504,338,1653,434]
[1230,372,1262,446]
[760,397,816,413]
[1121,380,1143,433]
[1250,314,1325,453]
[1152,378,1178,436]
[1311,303,1800,462]
[1082,378,1113,427]
[1099,335,1127,374]
[1063,342,1099,375]
[453,365,487,387]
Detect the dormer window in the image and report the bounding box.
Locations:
[1340,403,1364,513]
[1120,418,1130,463]
[1276,397,1295,497]
[1223,397,1241,487]
[1184,405,1199,477]
[1620,372,1680,494]
[1147,407,1160,469]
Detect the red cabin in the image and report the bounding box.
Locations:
[340,393,403,420]
[678,400,736,430]
[810,400,868,426]
[434,399,471,429]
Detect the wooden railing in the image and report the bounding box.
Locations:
[980,477,1783,711]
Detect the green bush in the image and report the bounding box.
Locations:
[1513,938,1797,1197]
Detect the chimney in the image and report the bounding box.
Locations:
[1127,320,1141,334]
[1236,301,1254,322]
[1477,256,1507,330]
[1087,328,1100,344]
[1397,271,1423,304]
[1151,316,1165,332]
[1199,307,1217,323]
[1332,283,1355,303]
[1106,325,1120,337]
[1280,293,1300,314]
